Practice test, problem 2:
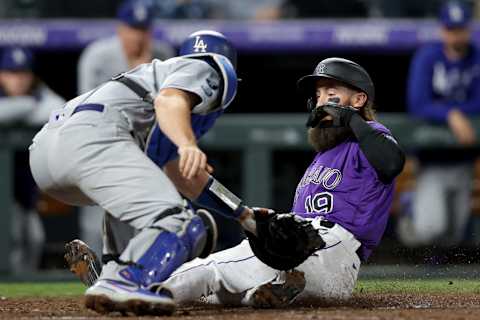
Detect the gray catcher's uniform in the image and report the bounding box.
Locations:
[29,56,224,283]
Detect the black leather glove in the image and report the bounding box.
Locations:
[322,102,359,127]
[306,97,359,128]
[245,210,326,270]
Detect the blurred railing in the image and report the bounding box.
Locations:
[1,112,479,273]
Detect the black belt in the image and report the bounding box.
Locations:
[319,220,335,228]
[72,103,104,115]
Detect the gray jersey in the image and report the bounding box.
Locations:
[67,57,221,141]
[77,36,175,94]
[0,83,65,125]
[30,55,224,289]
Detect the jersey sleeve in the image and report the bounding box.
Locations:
[157,58,221,114]
[356,120,405,184]
[367,121,392,136]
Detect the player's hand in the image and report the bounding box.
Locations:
[206,163,214,174]
[447,109,476,146]
[178,144,208,179]
[322,102,358,127]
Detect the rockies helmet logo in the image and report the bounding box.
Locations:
[316,63,326,74]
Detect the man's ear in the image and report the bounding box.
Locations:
[351,92,367,109]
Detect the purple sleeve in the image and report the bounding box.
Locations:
[407,45,451,123]
[367,121,392,135]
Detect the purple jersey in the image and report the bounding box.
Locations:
[292,121,395,261]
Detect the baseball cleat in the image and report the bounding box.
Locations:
[251,270,306,308]
[64,239,101,287]
[196,208,218,258]
[85,279,176,315]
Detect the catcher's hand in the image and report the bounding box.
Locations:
[245,209,326,270]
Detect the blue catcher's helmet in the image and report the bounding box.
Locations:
[180,30,238,113]
[179,30,237,70]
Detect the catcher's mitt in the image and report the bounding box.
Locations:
[245,210,326,270]
[64,239,101,287]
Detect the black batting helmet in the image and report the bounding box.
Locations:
[297,57,375,102]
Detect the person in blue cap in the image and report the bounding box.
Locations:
[0,46,65,273]
[399,0,480,247]
[0,47,65,124]
[78,0,174,94]
[77,0,175,256]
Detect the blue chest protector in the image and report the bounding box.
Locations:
[146,110,223,167]
[146,53,236,165]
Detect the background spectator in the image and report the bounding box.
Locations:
[0,46,65,272]
[398,0,480,247]
[77,0,175,94]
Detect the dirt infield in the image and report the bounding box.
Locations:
[1,293,479,319]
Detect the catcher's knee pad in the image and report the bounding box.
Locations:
[119,210,216,287]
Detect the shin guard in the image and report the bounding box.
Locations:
[118,214,211,287]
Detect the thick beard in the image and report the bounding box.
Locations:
[308,126,354,152]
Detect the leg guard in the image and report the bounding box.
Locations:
[118,210,216,288]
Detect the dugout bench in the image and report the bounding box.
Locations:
[1,113,480,274]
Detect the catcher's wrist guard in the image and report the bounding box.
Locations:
[246,212,326,270]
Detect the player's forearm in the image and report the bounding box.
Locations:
[163,158,257,233]
[194,176,258,234]
[349,113,406,184]
[154,90,197,148]
[163,159,209,199]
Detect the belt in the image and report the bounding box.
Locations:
[72,103,104,115]
[319,219,335,228]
